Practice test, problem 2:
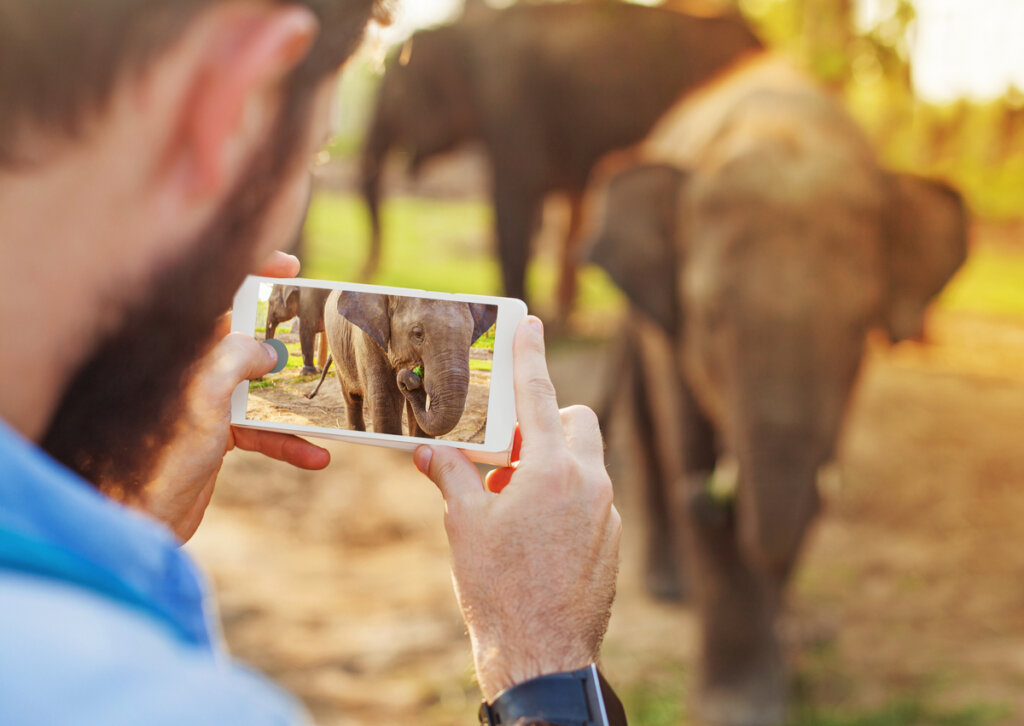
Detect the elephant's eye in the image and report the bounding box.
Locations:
[412,326,425,342]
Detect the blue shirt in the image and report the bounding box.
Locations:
[0,420,309,725]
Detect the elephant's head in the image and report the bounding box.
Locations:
[265,284,300,340]
[337,292,496,437]
[360,26,476,279]
[590,160,967,580]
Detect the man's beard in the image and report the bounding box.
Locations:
[41,104,310,501]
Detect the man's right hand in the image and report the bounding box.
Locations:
[413,316,621,703]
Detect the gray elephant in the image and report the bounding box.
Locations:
[310,291,497,438]
[361,3,762,321]
[264,284,330,375]
[589,81,968,724]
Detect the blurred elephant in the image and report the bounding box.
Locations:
[264,284,330,375]
[589,65,968,725]
[361,2,762,321]
[310,291,496,438]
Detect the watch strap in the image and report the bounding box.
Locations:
[479,664,627,726]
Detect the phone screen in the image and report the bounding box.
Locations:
[248,282,499,444]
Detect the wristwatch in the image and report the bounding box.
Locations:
[478,664,628,726]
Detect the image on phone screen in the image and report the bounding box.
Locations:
[247,282,499,444]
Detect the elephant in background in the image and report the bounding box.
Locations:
[312,291,497,438]
[589,70,968,725]
[361,2,762,322]
[264,284,330,375]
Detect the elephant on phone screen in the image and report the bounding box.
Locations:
[312,291,497,438]
[361,2,762,321]
[265,284,330,375]
[589,85,968,724]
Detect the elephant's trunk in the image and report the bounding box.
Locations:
[265,320,278,340]
[398,354,470,438]
[359,105,391,282]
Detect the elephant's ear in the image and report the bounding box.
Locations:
[337,292,390,352]
[883,173,968,342]
[284,286,301,315]
[468,304,498,344]
[587,163,687,336]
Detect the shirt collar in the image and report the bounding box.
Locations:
[0,419,214,647]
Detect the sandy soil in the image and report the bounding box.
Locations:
[246,346,493,445]
[189,218,1024,725]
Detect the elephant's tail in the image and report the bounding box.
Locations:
[306,355,334,400]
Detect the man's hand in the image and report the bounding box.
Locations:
[413,317,621,703]
[140,251,330,541]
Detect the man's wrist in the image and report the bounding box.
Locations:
[472,639,595,703]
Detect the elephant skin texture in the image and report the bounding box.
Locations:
[264,284,330,376]
[589,58,968,726]
[319,291,496,438]
[361,3,762,321]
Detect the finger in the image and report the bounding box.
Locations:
[510,426,523,464]
[201,333,280,401]
[484,465,515,494]
[231,427,331,469]
[255,251,301,278]
[213,311,232,341]
[414,445,486,505]
[512,317,564,455]
[560,406,605,464]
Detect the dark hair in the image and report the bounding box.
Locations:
[0,0,392,165]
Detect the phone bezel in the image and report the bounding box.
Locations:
[230,275,526,467]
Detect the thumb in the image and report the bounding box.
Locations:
[414,445,485,505]
[199,333,278,403]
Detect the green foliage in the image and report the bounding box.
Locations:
[469,358,492,372]
[738,0,1024,220]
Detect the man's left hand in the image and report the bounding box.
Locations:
[140,251,330,542]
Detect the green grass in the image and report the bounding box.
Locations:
[473,324,496,350]
[937,245,1024,318]
[469,358,492,372]
[787,700,1009,726]
[618,665,690,726]
[303,192,626,326]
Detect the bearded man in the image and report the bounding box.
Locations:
[0,2,623,724]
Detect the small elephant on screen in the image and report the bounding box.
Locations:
[310,291,496,438]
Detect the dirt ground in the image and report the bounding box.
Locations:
[189,220,1024,725]
[246,330,492,444]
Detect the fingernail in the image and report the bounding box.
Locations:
[414,446,433,475]
[528,316,543,334]
[261,342,278,365]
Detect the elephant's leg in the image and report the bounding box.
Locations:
[299,317,318,375]
[683,491,786,726]
[628,330,685,602]
[555,190,586,328]
[493,177,544,304]
[335,368,365,431]
[317,332,329,370]
[367,388,404,436]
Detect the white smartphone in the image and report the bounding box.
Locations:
[230,276,527,467]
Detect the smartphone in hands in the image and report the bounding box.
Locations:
[230,276,527,466]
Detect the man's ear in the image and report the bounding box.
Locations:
[172,5,319,197]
